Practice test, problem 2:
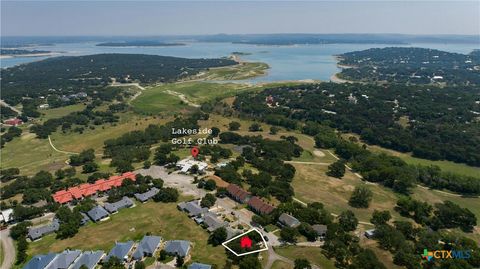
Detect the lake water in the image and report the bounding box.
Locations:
[1,42,478,82]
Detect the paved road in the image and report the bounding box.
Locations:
[0,100,21,115]
[0,229,15,269]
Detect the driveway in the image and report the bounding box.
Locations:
[0,229,15,269]
[136,166,206,198]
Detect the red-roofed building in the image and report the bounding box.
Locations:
[51,172,136,204]
[4,118,23,126]
[226,184,251,203]
[248,196,275,215]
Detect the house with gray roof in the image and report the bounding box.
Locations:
[23,253,57,269]
[28,219,60,241]
[104,241,134,263]
[278,213,301,228]
[45,249,81,269]
[188,262,212,269]
[177,200,207,217]
[132,235,162,260]
[164,240,191,257]
[87,205,109,222]
[104,196,134,214]
[70,250,104,269]
[312,224,328,240]
[203,213,226,232]
[134,187,159,203]
[80,213,90,226]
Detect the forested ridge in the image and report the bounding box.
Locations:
[230,83,480,195]
[1,53,236,105]
[337,47,480,85]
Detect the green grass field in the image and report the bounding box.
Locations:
[39,104,87,122]
[274,246,336,269]
[132,82,254,114]
[27,201,228,268]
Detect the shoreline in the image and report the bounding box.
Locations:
[0,52,60,59]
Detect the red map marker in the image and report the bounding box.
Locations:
[191,147,199,158]
[240,236,252,248]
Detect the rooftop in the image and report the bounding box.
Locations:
[164,240,191,257]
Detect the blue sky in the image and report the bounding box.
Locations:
[1,1,479,36]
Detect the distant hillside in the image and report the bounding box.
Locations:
[0,53,236,105]
[1,49,51,56]
[96,41,185,47]
[337,47,480,85]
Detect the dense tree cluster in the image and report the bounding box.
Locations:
[104,117,199,172]
[370,209,480,269]
[396,197,477,233]
[218,132,301,201]
[1,54,236,105]
[233,82,480,166]
[338,47,480,85]
[30,105,120,138]
[0,126,22,147]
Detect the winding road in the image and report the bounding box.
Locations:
[0,229,15,269]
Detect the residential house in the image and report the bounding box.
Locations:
[80,213,90,226]
[104,196,134,214]
[188,263,212,269]
[71,251,104,269]
[44,249,81,269]
[132,235,162,260]
[203,213,226,232]
[87,205,109,222]
[0,208,14,224]
[4,118,23,126]
[134,187,159,203]
[28,219,60,241]
[247,196,275,215]
[177,200,207,217]
[104,241,134,263]
[226,184,251,203]
[23,253,57,269]
[278,213,301,228]
[164,240,191,257]
[312,224,328,240]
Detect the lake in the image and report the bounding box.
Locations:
[1,42,478,82]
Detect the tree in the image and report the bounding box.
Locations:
[201,193,217,208]
[153,187,179,203]
[134,261,145,269]
[350,249,386,269]
[370,210,391,226]
[175,255,184,267]
[249,123,262,132]
[103,256,124,269]
[270,126,280,135]
[228,121,241,131]
[326,159,345,178]
[158,249,167,261]
[10,221,32,240]
[204,179,216,191]
[143,160,151,169]
[208,227,227,246]
[211,127,220,137]
[280,227,298,243]
[16,236,28,264]
[338,210,358,232]
[294,259,312,269]
[239,256,261,269]
[349,186,373,208]
[82,162,99,173]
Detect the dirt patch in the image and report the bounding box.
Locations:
[313,150,325,157]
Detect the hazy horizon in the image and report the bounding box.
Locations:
[2,1,479,36]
